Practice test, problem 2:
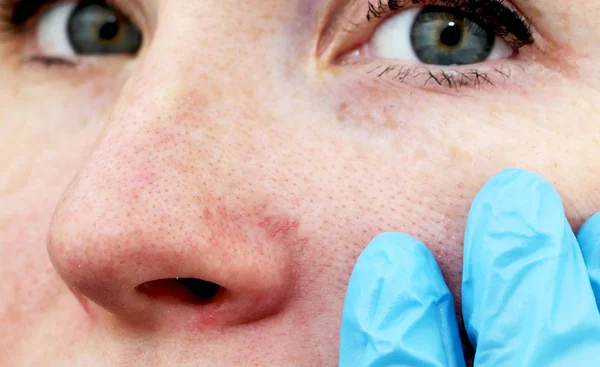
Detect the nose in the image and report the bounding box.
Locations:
[47,29,296,330]
[49,183,295,329]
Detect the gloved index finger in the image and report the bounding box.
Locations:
[339,233,465,367]
[462,169,600,367]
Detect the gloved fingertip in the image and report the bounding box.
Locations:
[349,233,448,301]
[471,169,563,220]
[577,211,600,308]
[577,211,600,245]
[340,233,464,367]
[355,233,434,273]
[465,168,565,265]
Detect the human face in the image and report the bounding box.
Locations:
[1,0,599,365]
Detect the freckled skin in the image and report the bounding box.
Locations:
[1,1,600,366]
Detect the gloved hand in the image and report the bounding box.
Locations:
[339,169,600,367]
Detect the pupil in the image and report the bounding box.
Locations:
[99,16,119,40]
[440,22,462,47]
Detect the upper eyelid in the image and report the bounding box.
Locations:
[317,0,380,63]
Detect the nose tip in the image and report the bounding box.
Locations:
[47,198,295,329]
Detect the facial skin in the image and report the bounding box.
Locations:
[1,0,600,365]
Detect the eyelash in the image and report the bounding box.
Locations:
[367,63,516,89]
[350,0,534,90]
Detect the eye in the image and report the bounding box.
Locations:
[369,6,513,66]
[36,2,142,57]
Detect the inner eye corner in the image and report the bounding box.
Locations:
[138,278,223,304]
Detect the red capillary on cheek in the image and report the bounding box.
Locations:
[200,200,309,251]
[259,216,301,240]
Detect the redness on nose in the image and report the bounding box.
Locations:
[202,202,310,248]
[138,278,222,304]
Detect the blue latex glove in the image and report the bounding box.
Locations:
[339,169,600,367]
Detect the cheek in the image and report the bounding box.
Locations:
[291,77,600,307]
[0,64,129,195]
[0,70,122,334]
[267,93,474,305]
[0,157,90,345]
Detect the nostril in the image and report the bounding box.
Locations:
[175,278,221,302]
[138,278,222,304]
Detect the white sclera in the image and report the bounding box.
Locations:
[370,8,421,62]
[369,7,514,64]
[488,36,513,60]
[36,3,77,57]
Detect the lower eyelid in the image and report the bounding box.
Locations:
[340,58,529,93]
[22,55,79,67]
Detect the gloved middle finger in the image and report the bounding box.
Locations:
[462,169,600,366]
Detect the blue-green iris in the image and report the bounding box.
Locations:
[410,7,495,65]
[67,3,142,55]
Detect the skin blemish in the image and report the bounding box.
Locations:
[154,127,177,147]
[336,101,350,123]
[0,151,36,195]
[259,216,301,240]
[201,199,309,251]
